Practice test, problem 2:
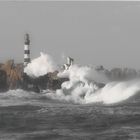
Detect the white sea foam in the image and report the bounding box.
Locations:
[24,52,58,77]
[85,80,140,104]
[46,80,140,105]
[46,65,140,104]
[22,52,140,105]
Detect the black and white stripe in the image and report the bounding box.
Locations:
[24,34,30,67]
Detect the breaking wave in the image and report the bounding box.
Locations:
[2,52,140,106]
[85,80,140,104]
[0,82,140,106]
[45,65,140,105]
[45,80,140,105]
[24,52,58,77]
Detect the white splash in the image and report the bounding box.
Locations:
[58,64,108,84]
[85,80,140,104]
[23,52,140,105]
[46,65,140,104]
[24,52,58,77]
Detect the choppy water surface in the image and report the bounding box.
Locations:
[0,90,140,140]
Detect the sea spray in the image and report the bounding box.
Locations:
[85,80,140,104]
[46,65,140,104]
[46,80,140,105]
[23,52,140,105]
[58,64,108,84]
[46,64,107,104]
[24,52,58,77]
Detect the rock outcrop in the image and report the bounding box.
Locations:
[1,60,23,90]
[22,71,69,92]
[2,61,138,93]
[0,60,69,93]
[0,69,8,92]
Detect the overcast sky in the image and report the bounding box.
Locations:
[0,1,140,69]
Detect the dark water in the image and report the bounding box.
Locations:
[0,90,140,140]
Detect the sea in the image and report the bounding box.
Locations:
[0,89,139,140]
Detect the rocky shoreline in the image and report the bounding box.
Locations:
[0,60,69,93]
[0,59,139,93]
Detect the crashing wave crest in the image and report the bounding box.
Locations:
[45,80,140,105]
[3,53,140,105]
[45,65,140,104]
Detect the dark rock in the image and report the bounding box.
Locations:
[0,70,8,92]
[21,71,69,93]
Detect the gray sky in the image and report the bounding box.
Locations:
[0,1,140,69]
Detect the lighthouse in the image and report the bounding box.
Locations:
[24,33,30,68]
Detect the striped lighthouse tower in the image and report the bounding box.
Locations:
[24,33,31,68]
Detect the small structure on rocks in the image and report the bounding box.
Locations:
[63,57,74,70]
